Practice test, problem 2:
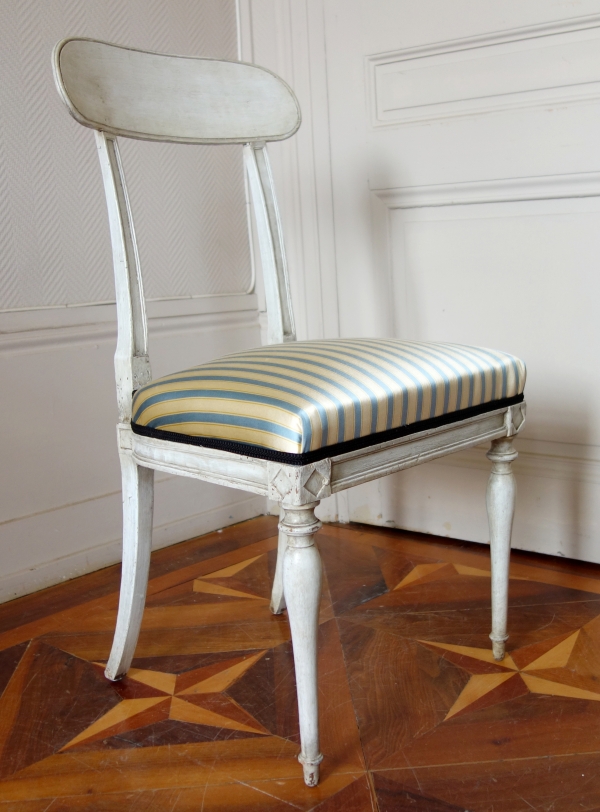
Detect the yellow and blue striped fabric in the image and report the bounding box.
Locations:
[131,339,526,456]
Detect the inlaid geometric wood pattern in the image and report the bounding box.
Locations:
[1,516,600,810]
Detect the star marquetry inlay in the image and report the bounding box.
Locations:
[419,627,600,720]
[61,650,269,749]
[193,554,269,600]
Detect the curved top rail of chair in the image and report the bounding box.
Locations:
[52,37,302,144]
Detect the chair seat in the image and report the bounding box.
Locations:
[131,338,526,462]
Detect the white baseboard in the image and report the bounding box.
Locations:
[345,437,600,565]
[434,440,600,485]
[0,491,266,604]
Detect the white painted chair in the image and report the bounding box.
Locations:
[53,38,526,787]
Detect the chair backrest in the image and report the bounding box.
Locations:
[53,38,301,144]
[53,38,299,421]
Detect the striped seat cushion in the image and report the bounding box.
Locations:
[131,339,526,463]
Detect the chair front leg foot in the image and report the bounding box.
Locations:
[281,502,323,787]
[486,438,517,662]
[299,751,324,788]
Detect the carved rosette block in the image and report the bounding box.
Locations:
[267,459,332,505]
[505,402,526,437]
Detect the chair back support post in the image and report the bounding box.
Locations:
[95,131,151,422]
[244,143,296,344]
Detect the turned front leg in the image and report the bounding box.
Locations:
[281,503,323,787]
[486,438,518,661]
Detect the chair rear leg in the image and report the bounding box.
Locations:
[105,454,154,681]
[281,502,323,787]
[486,438,518,661]
[270,508,287,614]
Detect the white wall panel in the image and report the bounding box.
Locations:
[244,0,600,560]
[363,196,600,562]
[389,199,600,447]
[323,0,600,561]
[0,1,265,602]
[368,17,600,125]
[0,296,264,602]
[242,0,340,344]
[0,0,250,310]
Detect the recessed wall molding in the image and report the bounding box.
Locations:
[0,0,250,311]
[434,445,600,486]
[372,171,600,210]
[367,13,600,126]
[0,293,260,354]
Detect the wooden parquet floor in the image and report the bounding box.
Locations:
[1,516,600,811]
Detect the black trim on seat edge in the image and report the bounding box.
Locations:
[131,393,524,467]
